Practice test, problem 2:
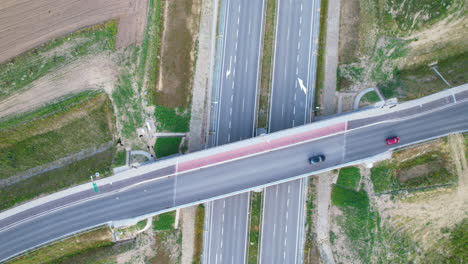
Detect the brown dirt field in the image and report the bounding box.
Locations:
[115,0,148,48]
[338,0,360,64]
[156,0,201,108]
[0,0,146,63]
[0,54,118,119]
[397,162,438,182]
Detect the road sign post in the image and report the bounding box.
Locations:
[90,173,100,193]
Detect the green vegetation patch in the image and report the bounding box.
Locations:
[0,148,114,211]
[112,61,144,138]
[314,0,329,109]
[193,205,205,264]
[304,179,320,264]
[397,150,455,188]
[154,137,182,158]
[446,219,468,263]
[332,185,369,209]
[381,0,457,36]
[336,0,465,100]
[113,150,127,167]
[247,192,262,264]
[0,92,115,180]
[362,90,380,103]
[422,218,468,263]
[0,21,118,101]
[153,211,175,231]
[257,0,277,128]
[332,185,418,262]
[140,0,164,104]
[370,161,398,193]
[371,150,455,193]
[465,134,468,163]
[336,167,361,190]
[154,105,190,132]
[9,227,113,264]
[394,53,468,101]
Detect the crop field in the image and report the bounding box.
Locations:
[0,91,116,210]
[0,92,115,179]
[0,21,118,103]
[0,0,142,63]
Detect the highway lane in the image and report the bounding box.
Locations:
[269,0,320,131]
[204,193,249,264]
[260,0,321,262]
[204,0,265,263]
[1,99,468,261]
[260,180,307,264]
[215,0,264,145]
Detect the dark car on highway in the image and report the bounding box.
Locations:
[309,155,325,164]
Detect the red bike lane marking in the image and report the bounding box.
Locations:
[178,122,346,172]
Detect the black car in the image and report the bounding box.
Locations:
[309,155,325,164]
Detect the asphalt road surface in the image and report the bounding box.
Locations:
[260,0,321,263]
[204,0,265,263]
[1,99,468,261]
[204,193,250,264]
[260,180,307,264]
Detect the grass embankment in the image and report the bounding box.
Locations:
[465,134,468,162]
[371,150,455,193]
[147,0,200,136]
[149,211,182,263]
[0,91,114,179]
[0,149,114,211]
[337,0,466,99]
[304,179,319,264]
[154,137,182,158]
[140,0,164,98]
[193,205,205,264]
[360,90,380,105]
[332,169,418,263]
[0,21,118,101]
[0,92,116,210]
[112,57,145,138]
[382,52,468,100]
[247,192,262,264]
[336,167,361,190]
[113,149,127,167]
[257,0,276,129]
[154,106,190,132]
[153,211,176,231]
[9,227,113,264]
[314,0,329,109]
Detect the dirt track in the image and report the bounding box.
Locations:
[0,0,146,63]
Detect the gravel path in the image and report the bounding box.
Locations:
[316,172,336,264]
[320,0,341,116]
[181,206,197,264]
[188,0,216,152]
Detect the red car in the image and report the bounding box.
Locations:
[386,136,400,145]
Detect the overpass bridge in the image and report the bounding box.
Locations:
[1,84,468,262]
